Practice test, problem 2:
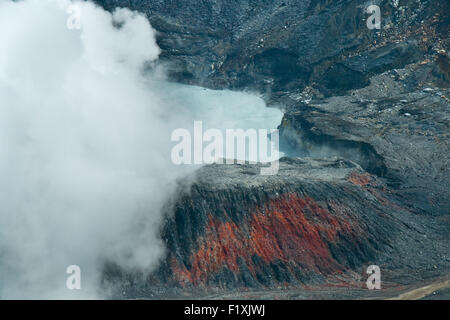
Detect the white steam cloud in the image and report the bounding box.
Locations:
[0,0,181,299]
[0,0,283,299]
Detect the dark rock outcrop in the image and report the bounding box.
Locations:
[95,0,448,96]
[103,158,449,298]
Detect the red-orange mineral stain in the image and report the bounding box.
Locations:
[173,193,364,285]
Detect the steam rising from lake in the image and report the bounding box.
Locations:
[0,0,282,298]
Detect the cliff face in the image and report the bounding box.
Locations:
[102,159,449,298]
[161,160,391,291]
[278,53,450,211]
[95,0,448,95]
[95,0,449,298]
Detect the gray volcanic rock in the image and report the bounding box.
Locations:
[279,62,450,216]
[319,40,424,94]
[95,0,448,96]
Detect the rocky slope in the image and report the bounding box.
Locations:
[94,0,449,298]
[96,0,448,95]
[103,158,448,298]
[279,63,450,216]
